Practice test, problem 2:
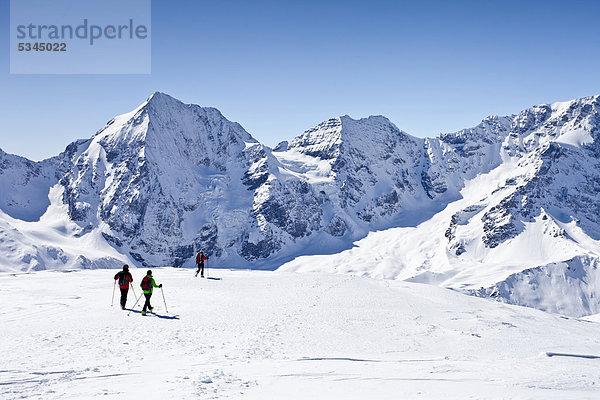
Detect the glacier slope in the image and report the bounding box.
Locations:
[280,146,600,317]
[0,184,128,273]
[1,268,600,399]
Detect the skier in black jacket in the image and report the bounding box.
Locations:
[114,264,133,310]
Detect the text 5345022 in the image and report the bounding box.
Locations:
[18,42,67,52]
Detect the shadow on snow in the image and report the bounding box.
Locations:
[126,308,180,320]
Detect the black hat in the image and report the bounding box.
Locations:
[147,270,152,275]
[123,264,129,271]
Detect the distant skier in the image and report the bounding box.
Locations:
[114,264,133,310]
[195,251,208,277]
[140,270,162,316]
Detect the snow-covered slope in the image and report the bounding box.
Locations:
[0,148,58,221]
[2,268,600,399]
[0,184,129,272]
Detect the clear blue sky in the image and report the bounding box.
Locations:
[1,0,600,161]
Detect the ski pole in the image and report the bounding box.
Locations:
[160,287,169,313]
[206,258,209,279]
[128,291,143,316]
[130,285,137,305]
[111,279,116,307]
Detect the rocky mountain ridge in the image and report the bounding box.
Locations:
[2,93,600,316]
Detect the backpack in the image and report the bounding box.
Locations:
[118,272,130,287]
[141,276,152,291]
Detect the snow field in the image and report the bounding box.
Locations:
[1,268,600,399]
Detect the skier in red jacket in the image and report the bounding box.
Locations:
[195,251,208,277]
[114,264,133,310]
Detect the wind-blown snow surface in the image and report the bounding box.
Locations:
[1,268,600,399]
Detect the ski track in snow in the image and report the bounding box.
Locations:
[1,268,600,399]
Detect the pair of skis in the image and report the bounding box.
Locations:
[127,286,168,316]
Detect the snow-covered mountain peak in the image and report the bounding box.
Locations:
[532,96,597,135]
[84,93,260,174]
[503,95,600,157]
[286,114,413,162]
[338,114,412,142]
[48,92,329,268]
[144,91,234,129]
[97,91,251,138]
[439,114,513,147]
[146,90,179,104]
[285,117,343,159]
